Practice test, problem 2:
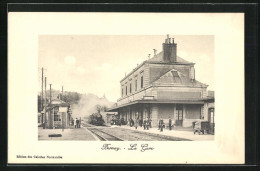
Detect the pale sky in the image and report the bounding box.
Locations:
[38,35,214,102]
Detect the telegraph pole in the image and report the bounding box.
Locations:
[50,84,53,129]
[49,84,52,102]
[62,86,63,101]
[41,67,44,124]
[41,67,44,111]
[44,77,47,129]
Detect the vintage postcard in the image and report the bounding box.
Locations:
[8,12,244,164]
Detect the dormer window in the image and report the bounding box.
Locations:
[171,71,181,83]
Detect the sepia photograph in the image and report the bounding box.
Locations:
[8,12,244,164]
[38,35,215,141]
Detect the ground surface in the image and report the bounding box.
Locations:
[38,123,214,141]
[38,126,96,140]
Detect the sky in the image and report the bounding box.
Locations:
[38,35,214,102]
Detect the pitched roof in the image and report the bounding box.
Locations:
[148,51,193,64]
[153,68,206,87]
[47,99,70,108]
[121,51,194,83]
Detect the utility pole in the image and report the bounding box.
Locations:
[44,77,47,129]
[41,67,44,111]
[41,67,44,124]
[49,84,52,102]
[62,86,63,101]
[50,84,53,129]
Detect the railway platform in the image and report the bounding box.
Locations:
[38,126,96,140]
[115,125,214,141]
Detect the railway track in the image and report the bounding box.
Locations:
[87,128,124,141]
[82,122,109,128]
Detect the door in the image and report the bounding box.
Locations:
[208,108,215,134]
[176,104,183,126]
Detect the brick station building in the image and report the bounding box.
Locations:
[108,35,215,128]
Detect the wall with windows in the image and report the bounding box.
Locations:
[119,62,198,99]
[120,64,149,98]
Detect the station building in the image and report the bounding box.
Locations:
[108,35,215,128]
[44,99,72,129]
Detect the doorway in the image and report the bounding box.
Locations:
[176,104,183,126]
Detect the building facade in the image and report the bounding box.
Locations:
[44,99,72,129]
[108,35,214,128]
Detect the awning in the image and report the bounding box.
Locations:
[107,99,204,112]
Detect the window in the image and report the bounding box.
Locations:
[130,83,132,94]
[141,76,143,88]
[54,114,61,121]
[135,79,137,91]
[54,106,61,121]
[126,86,127,95]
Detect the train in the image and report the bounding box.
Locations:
[88,113,105,126]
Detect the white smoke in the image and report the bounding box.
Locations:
[71,93,114,119]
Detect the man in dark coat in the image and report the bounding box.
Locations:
[159,117,164,132]
[76,118,79,128]
[143,119,147,130]
[135,113,139,129]
[146,117,150,130]
[148,117,152,128]
[169,117,172,130]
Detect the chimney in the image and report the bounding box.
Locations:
[153,49,157,56]
[162,35,177,62]
[148,54,151,59]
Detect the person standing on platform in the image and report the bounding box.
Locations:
[159,117,164,132]
[158,119,160,130]
[130,118,133,127]
[143,118,147,130]
[135,112,139,129]
[169,117,172,130]
[146,117,150,130]
[148,117,152,128]
[76,118,79,128]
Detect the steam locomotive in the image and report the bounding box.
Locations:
[89,113,105,126]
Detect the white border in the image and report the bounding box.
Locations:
[8,12,244,164]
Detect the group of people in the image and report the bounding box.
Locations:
[130,117,152,130]
[113,112,176,132]
[73,117,81,128]
[110,117,125,126]
[158,117,175,132]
